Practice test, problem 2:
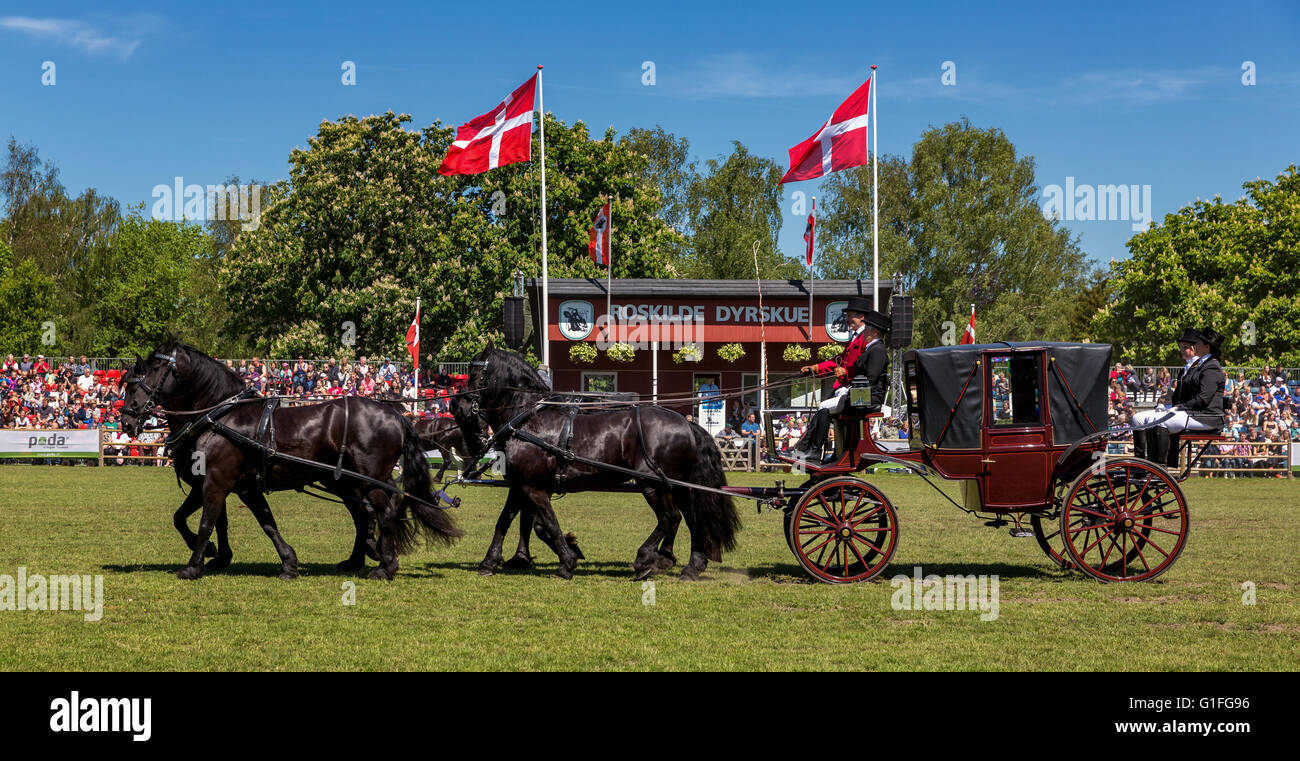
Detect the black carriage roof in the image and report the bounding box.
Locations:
[903,342,1112,448]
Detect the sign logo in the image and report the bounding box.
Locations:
[826,301,852,342]
[558,300,594,341]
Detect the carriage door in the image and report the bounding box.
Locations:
[981,352,1052,508]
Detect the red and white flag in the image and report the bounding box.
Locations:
[803,198,816,267]
[589,202,611,266]
[960,305,976,345]
[437,74,537,176]
[405,301,420,367]
[779,77,872,184]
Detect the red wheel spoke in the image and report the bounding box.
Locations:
[846,488,867,521]
[801,509,838,530]
[1141,508,1182,521]
[802,534,834,556]
[1079,526,1118,557]
[849,501,886,527]
[847,539,871,571]
[850,531,885,556]
[1067,519,1114,534]
[1071,503,1116,521]
[1081,482,1118,517]
[1140,524,1182,537]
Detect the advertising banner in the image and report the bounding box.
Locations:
[0,429,101,458]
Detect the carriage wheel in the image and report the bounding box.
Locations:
[1060,458,1188,582]
[1029,513,1073,570]
[787,477,898,584]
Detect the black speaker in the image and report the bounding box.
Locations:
[889,295,913,348]
[504,296,525,350]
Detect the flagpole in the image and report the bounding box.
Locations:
[870,64,879,311]
[809,196,815,339]
[607,196,613,336]
[413,297,420,413]
[538,65,550,370]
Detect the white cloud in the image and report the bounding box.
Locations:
[0,16,142,58]
[673,53,866,99]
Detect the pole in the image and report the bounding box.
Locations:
[809,195,815,339]
[753,241,767,420]
[652,339,658,403]
[413,296,420,411]
[607,196,613,339]
[871,64,879,311]
[538,65,550,369]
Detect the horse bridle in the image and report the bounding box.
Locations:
[123,351,178,428]
[461,359,494,455]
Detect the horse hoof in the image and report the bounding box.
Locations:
[501,555,533,570]
[205,557,232,573]
[679,567,702,582]
[554,567,574,580]
[176,566,202,580]
[654,553,677,571]
[633,566,655,581]
[203,544,217,559]
[336,558,364,572]
[368,568,393,580]
[278,570,299,580]
[477,566,496,576]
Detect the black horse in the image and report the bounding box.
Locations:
[413,416,471,484]
[451,347,741,580]
[121,338,461,580]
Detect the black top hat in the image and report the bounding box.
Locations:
[1199,327,1224,359]
[843,296,874,315]
[1176,327,1207,345]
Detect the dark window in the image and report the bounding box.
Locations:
[989,354,1042,427]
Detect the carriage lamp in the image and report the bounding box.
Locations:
[512,269,525,298]
[850,375,873,407]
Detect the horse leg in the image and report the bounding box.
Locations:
[177,478,230,580]
[241,491,300,580]
[655,489,686,571]
[501,503,536,569]
[677,490,711,582]
[337,493,376,571]
[479,487,525,575]
[632,486,675,580]
[205,508,233,573]
[172,487,217,559]
[368,487,401,580]
[521,486,578,580]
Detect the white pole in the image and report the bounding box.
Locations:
[809,195,815,338]
[871,65,879,311]
[538,65,550,369]
[607,197,613,336]
[652,339,658,403]
[413,297,420,411]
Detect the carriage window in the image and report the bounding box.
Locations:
[905,361,922,444]
[582,372,616,393]
[989,354,1042,427]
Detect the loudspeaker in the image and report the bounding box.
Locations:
[504,296,525,350]
[889,295,913,348]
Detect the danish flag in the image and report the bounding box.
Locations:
[779,77,872,184]
[960,305,976,345]
[405,302,420,367]
[437,74,537,176]
[589,202,611,266]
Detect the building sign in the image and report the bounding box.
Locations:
[826,301,852,342]
[558,300,594,341]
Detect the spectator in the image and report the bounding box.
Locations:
[740,413,761,438]
[19,354,33,373]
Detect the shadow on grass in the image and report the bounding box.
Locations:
[740,560,1068,583]
[416,559,648,580]
[100,561,449,579]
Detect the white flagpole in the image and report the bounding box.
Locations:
[809,195,815,339]
[607,198,613,334]
[414,297,420,405]
[871,65,879,311]
[538,65,550,369]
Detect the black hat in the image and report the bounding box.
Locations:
[1177,327,1207,345]
[1199,327,1224,359]
[863,310,892,334]
[844,296,875,315]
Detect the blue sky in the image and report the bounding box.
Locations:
[2,0,1297,270]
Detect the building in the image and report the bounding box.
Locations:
[525,277,894,426]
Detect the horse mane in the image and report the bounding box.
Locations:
[480,347,550,395]
[160,337,246,399]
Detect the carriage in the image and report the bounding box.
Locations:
[758,341,1207,584]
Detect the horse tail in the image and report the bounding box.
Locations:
[686,422,742,556]
[394,415,463,553]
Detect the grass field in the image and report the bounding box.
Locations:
[1,465,1297,671]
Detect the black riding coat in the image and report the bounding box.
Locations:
[1170,355,1226,425]
[848,340,890,406]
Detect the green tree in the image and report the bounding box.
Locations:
[679,142,801,279]
[619,126,697,237]
[86,209,213,357]
[1095,164,1300,366]
[817,118,1089,346]
[0,238,59,353]
[219,111,678,363]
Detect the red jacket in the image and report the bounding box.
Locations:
[815,329,870,391]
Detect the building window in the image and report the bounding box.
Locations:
[582,372,617,393]
[768,372,818,409]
